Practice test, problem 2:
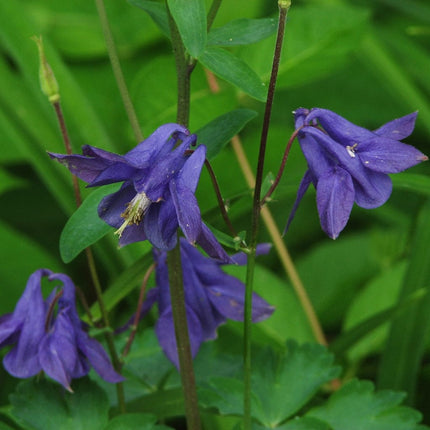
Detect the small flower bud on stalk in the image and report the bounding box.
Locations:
[32,36,60,104]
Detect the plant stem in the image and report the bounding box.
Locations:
[52,99,126,412]
[95,0,144,142]
[243,4,289,429]
[166,3,201,428]
[168,236,201,430]
[121,263,155,360]
[260,127,300,206]
[207,0,223,31]
[204,159,238,238]
[53,102,82,206]
[231,135,328,346]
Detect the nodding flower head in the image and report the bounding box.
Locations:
[49,123,231,262]
[0,269,123,391]
[286,108,427,239]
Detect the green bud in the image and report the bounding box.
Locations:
[32,36,60,104]
[278,0,291,10]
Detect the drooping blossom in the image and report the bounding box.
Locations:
[49,124,230,262]
[131,240,274,368]
[287,108,428,239]
[0,269,123,391]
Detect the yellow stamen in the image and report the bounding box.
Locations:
[114,192,151,237]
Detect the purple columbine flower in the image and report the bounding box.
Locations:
[287,108,428,239]
[0,269,123,391]
[49,124,229,262]
[135,239,274,368]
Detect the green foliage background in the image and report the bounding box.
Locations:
[0,0,429,427]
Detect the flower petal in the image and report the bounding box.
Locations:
[196,223,233,263]
[38,311,78,391]
[125,123,189,168]
[98,183,136,228]
[306,108,375,144]
[353,170,393,209]
[170,179,202,244]
[284,170,313,234]
[135,134,197,200]
[316,167,355,239]
[182,256,225,340]
[208,276,274,322]
[144,198,179,250]
[373,112,417,140]
[3,269,49,378]
[155,307,203,369]
[177,144,206,193]
[76,333,124,383]
[48,152,112,184]
[357,137,428,173]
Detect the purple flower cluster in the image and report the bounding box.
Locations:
[0,269,122,391]
[287,108,427,239]
[132,239,274,368]
[49,123,230,262]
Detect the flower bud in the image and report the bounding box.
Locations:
[32,36,60,103]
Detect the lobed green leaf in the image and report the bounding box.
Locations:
[308,379,424,430]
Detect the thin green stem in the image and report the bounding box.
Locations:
[52,99,126,412]
[166,3,201,428]
[95,0,144,142]
[167,4,191,127]
[167,237,202,430]
[243,4,289,429]
[121,263,155,360]
[207,0,223,31]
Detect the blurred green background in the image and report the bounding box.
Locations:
[0,0,429,423]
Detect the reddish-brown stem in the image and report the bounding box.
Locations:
[204,159,238,238]
[260,127,301,207]
[121,263,156,360]
[44,289,64,332]
[53,101,82,207]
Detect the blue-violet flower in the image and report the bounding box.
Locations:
[136,239,274,368]
[0,269,123,391]
[49,124,229,262]
[287,108,428,239]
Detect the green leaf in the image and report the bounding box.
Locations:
[251,342,340,427]
[208,17,277,46]
[199,342,340,427]
[10,378,109,430]
[89,250,153,321]
[331,287,426,357]
[0,220,64,314]
[253,417,330,430]
[125,389,184,420]
[296,234,380,328]
[196,109,258,160]
[199,47,267,102]
[128,0,170,37]
[391,173,430,197]
[378,198,430,402]
[167,0,207,58]
[224,264,315,345]
[104,413,173,430]
[308,379,424,430]
[243,4,369,89]
[59,184,120,263]
[361,33,430,136]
